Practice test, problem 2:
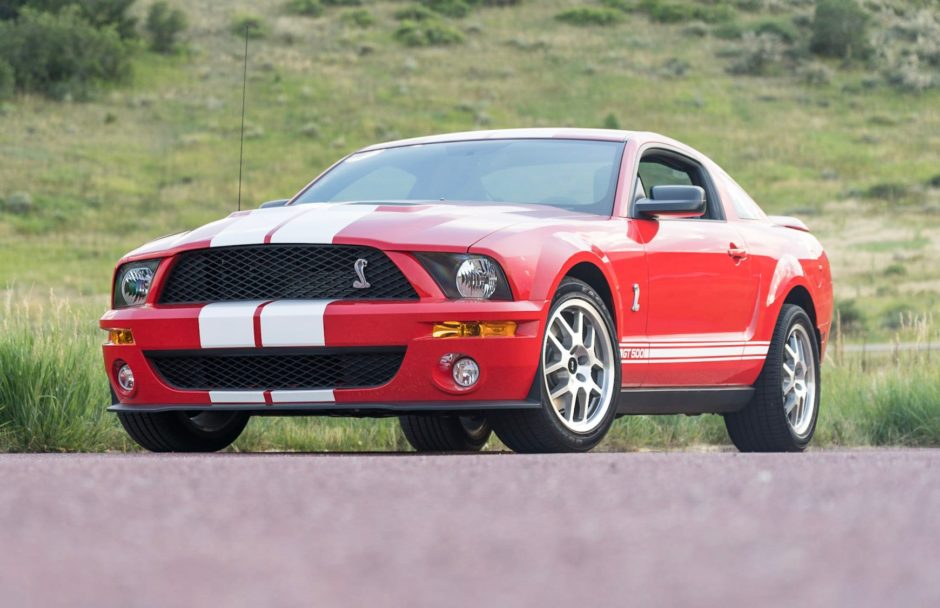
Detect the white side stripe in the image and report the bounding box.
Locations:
[269,204,378,244]
[199,301,266,348]
[260,300,332,347]
[270,389,334,403]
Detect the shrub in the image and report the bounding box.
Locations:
[323,0,361,5]
[928,174,940,189]
[797,61,833,85]
[599,0,632,10]
[420,0,472,18]
[864,182,908,201]
[0,60,13,101]
[286,0,323,16]
[0,0,137,38]
[555,7,622,26]
[884,263,907,277]
[342,8,374,27]
[0,7,131,99]
[810,0,869,59]
[726,31,785,75]
[714,21,743,39]
[145,1,187,54]
[394,19,464,46]
[602,113,620,129]
[4,191,32,215]
[835,299,865,335]
[637,0,734,25]
[753,18,799,43]
[231,14,268,39]
[394,4,436,20]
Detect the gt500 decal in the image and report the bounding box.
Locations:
[620,347,648,360]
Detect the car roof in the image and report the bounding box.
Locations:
[359,128,640,152]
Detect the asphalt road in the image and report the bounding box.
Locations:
[1,450,938,608]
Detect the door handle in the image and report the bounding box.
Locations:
[728,243,748,260]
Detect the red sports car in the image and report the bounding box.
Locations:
[101,129,832,453]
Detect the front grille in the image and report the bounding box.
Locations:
[148,348,405,391]
[159,245,418,304]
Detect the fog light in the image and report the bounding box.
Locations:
[108,328,135,345]
[116,362,135,393]
[452,357,479,388]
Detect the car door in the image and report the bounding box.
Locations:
[634,150,759,386]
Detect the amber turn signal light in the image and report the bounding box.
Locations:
[108,328,135,345]
[432,321,517,338]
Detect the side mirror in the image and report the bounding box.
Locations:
[260,198,289,209]
[635,185,706,218]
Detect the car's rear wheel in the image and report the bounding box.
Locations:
[399,415,491,452]
[724,304,821,452]
[490,278,620,453]
[118,410,250,453]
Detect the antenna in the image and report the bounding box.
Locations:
[236,26,249,211]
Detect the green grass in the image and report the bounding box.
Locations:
[2,297,938,452]
[2,0,940,450]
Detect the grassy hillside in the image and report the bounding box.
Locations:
[0,0,938,451]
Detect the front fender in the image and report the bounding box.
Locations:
[470,226,627,311]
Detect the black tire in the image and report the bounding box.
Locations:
[489,277,621,453]
[399,415,492,452]
[724,304,821,452]
[118,410,250,453]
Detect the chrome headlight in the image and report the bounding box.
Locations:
[113,260,161,308]
[415,253,512,300]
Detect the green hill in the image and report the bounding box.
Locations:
[1,0,939,338]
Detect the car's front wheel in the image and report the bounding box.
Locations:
[399,415,492,452]
[490,278,621,453]
[118,410,249,452]
[724,303,821,452]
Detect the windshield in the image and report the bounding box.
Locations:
[292,139,625,215]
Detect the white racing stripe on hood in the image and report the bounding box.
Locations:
[209,206,311,247]
[269,204,378,244]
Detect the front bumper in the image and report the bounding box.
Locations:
[101,299,547,413]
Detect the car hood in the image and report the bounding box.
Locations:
[123,201,602,260]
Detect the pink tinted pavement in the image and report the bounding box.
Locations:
[1,450,938,607]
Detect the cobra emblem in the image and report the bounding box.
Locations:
[353,258,371,289]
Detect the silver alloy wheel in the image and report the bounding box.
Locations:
[542,298,616,433]
[782,324,816,437]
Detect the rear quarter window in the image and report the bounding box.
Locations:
[722,175,765,220]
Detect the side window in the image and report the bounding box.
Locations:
[723,174,765,220]
[638,161,693,190]
[636,152,722,220]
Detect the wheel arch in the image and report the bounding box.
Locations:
[782,284,817,329]
[563,261,618,328]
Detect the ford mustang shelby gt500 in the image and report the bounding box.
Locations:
[101,129,832,453]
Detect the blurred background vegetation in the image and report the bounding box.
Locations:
[0,0,938,450]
